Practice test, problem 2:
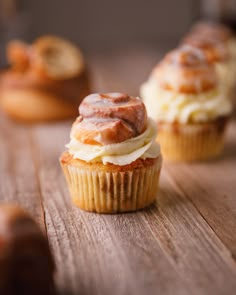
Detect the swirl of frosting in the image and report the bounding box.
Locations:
[152,45,218,93]
[141,84,232,124]
[72,93,147,145]
[67,118,160,165]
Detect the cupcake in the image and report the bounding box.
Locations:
[0,36,90,122]
[140,46,232,161]
[60,92,162,213]
[182,23,235,99]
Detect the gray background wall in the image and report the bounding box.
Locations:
[22,0,200,50]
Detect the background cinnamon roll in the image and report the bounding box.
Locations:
[0,204,55,295]
[140,46,232,161]
[60,92,162,213]
[0,36,90,122]
[152,45,217,93]
[182,22,236,100]
[189,21,233,44]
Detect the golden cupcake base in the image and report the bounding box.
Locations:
[60,152,162,213]
[157,117,229,162]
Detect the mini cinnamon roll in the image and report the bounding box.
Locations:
[182,35,229,63]
[152,45,217,93]
[140,46,232,161]
[60,93,162,213]
[72,93,147,145]
[190,21,233,43]
[0,204,55,295]
[0,36,90,122]
[183,23,236,98]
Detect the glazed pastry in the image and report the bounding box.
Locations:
[0,36,90,122]
[189,21,233,44]
[0,204,55,295]
[189,21,236,60]
[140,46,232,161]
[182,23,235,99]
[60,92,162,213]
[189,21,236,98]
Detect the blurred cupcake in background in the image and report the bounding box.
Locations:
[140,45,232,161]
[182,21,236,100]
[0,36,90,123]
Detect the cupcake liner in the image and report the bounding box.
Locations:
[157,119,229,162]
[61,158,161,213]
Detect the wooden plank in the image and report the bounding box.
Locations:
[0,49,236,295]
[30,122,194,295]
[30,113,236,295]
[0,113,45,229]
[165,119,236,259]
[143,171,236,294]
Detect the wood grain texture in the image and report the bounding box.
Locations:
[0,115,45,230]
[29,122,192,295]
[165,121,236,259]
[0,48,236,295]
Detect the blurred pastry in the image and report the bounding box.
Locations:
[0,204,55,295]
[190,21,233,43]
[140,46,232,161]
[190,21,236,61]
[0,36,90,122]
[60,92,162,213]
[182,22,235,99]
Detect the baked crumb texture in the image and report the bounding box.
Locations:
[157,117,229,161]
[60,152,161,213]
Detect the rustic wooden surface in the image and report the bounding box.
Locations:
[0,48,236,295]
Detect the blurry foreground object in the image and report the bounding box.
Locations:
[0,204,56,295]
[0,36,90,123]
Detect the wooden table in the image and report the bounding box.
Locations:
[1,48,236,295]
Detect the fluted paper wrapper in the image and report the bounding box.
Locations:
[61,159,161,213]
[157,120,228,162]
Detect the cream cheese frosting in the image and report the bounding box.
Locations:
[141,79,232,124]
[215,61,235,95]
[66,118,160,165]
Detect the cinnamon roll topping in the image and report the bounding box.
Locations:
[190,21,233,43]
[167,45,206,67]
[153,46,218,93]
[72,93,147,145]
[182,35,229,63]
